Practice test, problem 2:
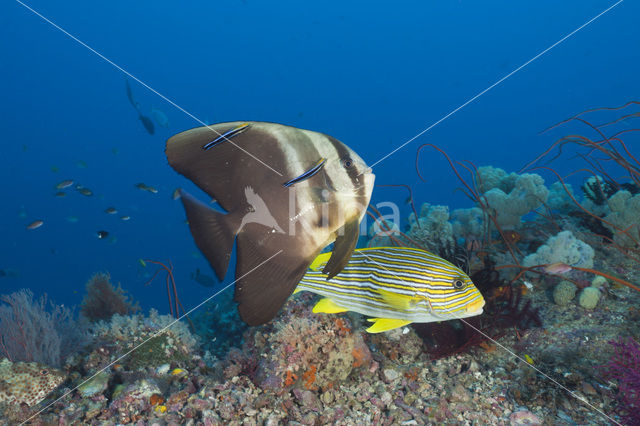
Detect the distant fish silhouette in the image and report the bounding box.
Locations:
[139,113,155,135]
[126,79,155,135]
[125,79,141,111]
[191,268,216,288]
[151,107,169,128]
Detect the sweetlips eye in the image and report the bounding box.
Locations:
[341,156,354,168]
[453,279,465,289]
[41,369,48,375]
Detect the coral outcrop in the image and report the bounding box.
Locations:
[522,230,594,269]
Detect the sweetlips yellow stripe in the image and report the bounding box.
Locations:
[296,246,485,333]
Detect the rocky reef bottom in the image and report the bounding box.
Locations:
[1,262,639,425]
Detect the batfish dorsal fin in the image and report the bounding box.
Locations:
[234,229,316,326]
[322,218,360,279]
[166,122,286,212]
[179,189,241,280]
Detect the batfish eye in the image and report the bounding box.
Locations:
[341,157,354,168]
[453,279,465,289]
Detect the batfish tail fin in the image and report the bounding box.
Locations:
[179,189,241,280]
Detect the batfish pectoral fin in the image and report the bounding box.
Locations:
[179,189,241,281]
[322,218,360,280]
[377,289,420,311]
[312,298,348,314]
[234,230,317,326]
[366,318,412,333]
[309,251,332,271]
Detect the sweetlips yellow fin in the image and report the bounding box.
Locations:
[366,318,412,333]
[312,298,348,314]
[309,252,332,271]
[292,287,302,295]
[377,289,419,311]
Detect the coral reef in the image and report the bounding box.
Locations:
[88,309,198,371]
[80,272,140,322]
[603,190,640,247]
[601,338,640,425]
[190,289,247,360]
[406,203,455,254]
[577,287,601,309]
[220,292,374,392]
[522,230,594,269]
[552,281,577,306]
[477,166,549,230]
[0,289,86,367]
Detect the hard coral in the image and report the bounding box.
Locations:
[224,293,373,391]
[601,338,640,425]
[80,272,139,322]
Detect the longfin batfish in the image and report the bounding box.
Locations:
[166,121,374,325]
[297,246,485,333]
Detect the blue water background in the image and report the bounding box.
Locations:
[1,0,638,313]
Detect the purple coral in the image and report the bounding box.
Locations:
[601,338,640,425]
[0,289,85,366]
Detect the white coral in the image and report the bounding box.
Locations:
[604,190,640,247]
[523,230,594,269]
[483,173,549,229]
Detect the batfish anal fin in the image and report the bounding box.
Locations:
[179,189,241,281]
[312,298,348,314]
[365,318,412,333]
[322,218,360,280]
[309,251,332,271]
[234,230,316,326]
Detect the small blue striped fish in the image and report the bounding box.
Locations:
[295,246,485,333]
